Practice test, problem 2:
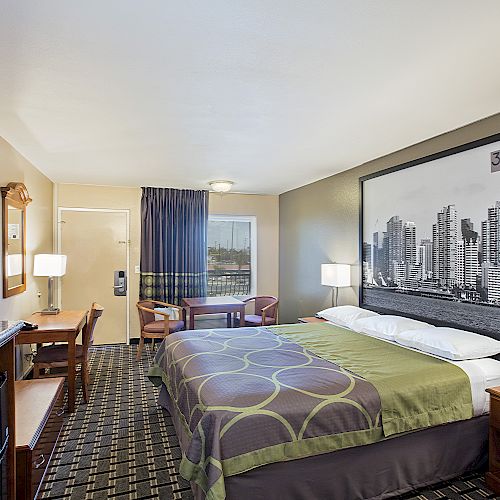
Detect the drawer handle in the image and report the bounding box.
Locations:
[34,454,45,469]
[56,407,65,417]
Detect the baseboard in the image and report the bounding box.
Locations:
[129,337,172,345]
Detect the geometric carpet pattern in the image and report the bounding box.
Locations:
[39,344,498,499]
[39,344,193,499]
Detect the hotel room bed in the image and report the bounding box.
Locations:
[148,321,495,500]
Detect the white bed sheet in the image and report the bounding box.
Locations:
[451,358,500,415]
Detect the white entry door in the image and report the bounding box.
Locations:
[59,208,129,344]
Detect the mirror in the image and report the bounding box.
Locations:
[1,183,31,297]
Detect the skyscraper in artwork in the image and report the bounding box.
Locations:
[461,219,479,288]
[432,205,457,288]
[387,216,403,281]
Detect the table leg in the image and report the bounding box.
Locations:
[182,307,187,329]
[239,306,245,327]
[190,309,195,330]
[226,313,232,328]
[67,335,76,412]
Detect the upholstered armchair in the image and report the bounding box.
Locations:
[136,300,185,360]
[243,296,279,326]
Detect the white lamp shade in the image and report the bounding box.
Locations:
[321,263,351,287]
[34,254,67,277]
[7,254,22,276]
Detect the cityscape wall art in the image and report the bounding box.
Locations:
[360,134,500,339]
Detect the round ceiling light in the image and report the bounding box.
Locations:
[208,180,234,193]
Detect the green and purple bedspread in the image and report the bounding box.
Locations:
[148,323,473,500]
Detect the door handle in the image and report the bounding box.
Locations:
[113,270,127,296]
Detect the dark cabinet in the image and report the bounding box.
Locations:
[15,378,64,500]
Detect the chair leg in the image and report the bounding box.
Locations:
[33,364,40,379]
[136,336,145,360]
[81,366,89,404]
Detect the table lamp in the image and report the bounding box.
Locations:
[321,263,351,307]
[34,254,67,315]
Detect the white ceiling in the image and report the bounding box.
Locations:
[1,1,500,194]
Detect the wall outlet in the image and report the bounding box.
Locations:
[135,265,140,274]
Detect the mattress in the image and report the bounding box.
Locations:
[149,322,494,500]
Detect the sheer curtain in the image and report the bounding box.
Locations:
[139,187,208,304]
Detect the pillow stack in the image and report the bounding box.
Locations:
[315,306,500,360]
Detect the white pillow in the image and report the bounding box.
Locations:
[352,315,432,341]
[317,306,379,328]
[396,327,500,360]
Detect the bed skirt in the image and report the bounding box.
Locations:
[158,384,488,500]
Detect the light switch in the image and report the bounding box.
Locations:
[135,265,140,274]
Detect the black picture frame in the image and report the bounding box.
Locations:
[359,132,500,339]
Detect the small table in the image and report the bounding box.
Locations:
[182,297,246,330]
[17,310,88,413]
[298,316,327,323]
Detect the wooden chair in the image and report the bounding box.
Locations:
[136,300,185,360]
[32,303,104,403]
[242,296,279,326]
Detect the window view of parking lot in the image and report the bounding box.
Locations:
[207,218,251,296]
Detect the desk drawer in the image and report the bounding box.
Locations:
[16,378,65,500]
[30,391,64,498]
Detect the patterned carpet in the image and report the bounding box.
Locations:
[39,344,498,500]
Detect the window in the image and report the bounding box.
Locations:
[207,215,256,296]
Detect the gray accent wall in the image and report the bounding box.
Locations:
[279,113,500,324]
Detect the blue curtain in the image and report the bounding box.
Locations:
[139,187,208,304]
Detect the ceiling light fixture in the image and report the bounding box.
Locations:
[209,180,234,193]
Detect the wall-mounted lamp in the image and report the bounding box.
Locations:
[321,263,351,307]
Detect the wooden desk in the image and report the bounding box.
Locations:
[182,297,246,329]
[17,310,87,413]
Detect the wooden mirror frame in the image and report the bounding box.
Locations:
[1,183,32,298]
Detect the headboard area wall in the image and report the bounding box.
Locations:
[279,113,500,327]
[360,134,500,339]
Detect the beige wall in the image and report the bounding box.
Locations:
[0,137,54,376]
[56,183,142,338]
[279,113,500,324]
[0,137,54,319]
[56,186,279,337]
[209,193,279,297]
